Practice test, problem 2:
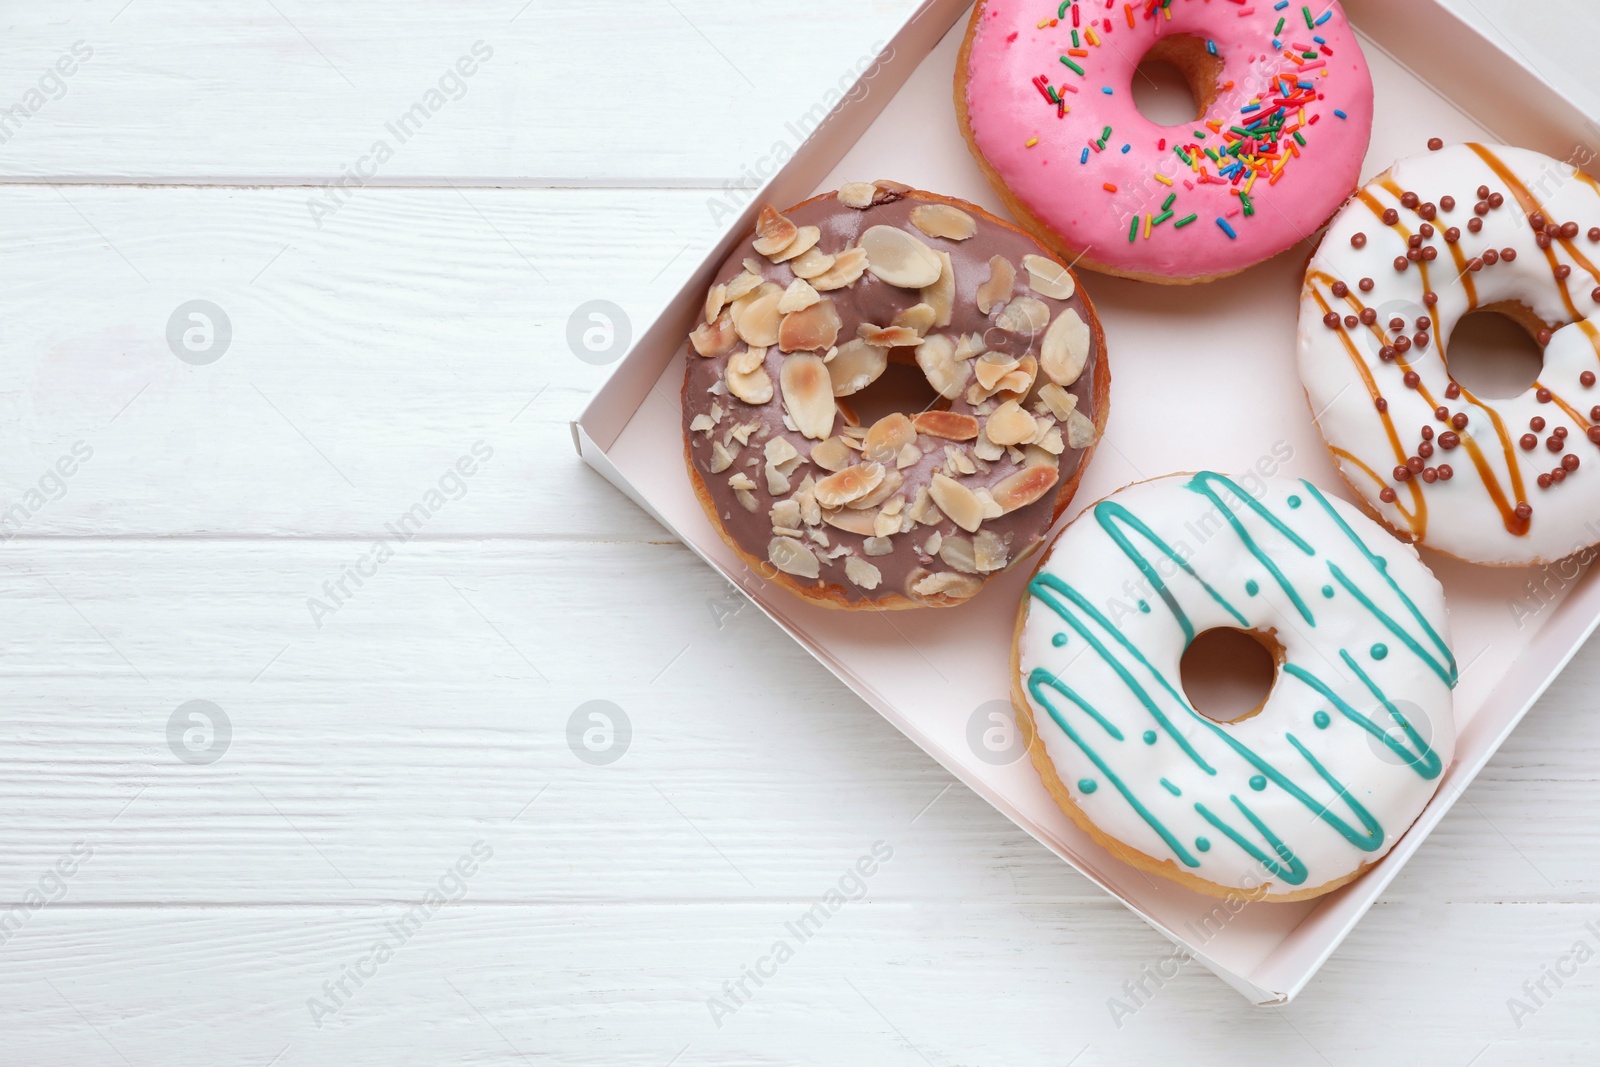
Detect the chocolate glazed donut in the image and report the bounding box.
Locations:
[683,180,1110,609]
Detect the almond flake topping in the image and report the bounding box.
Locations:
[909,203,978,241]
[1023,254,1076,300]
[977,256,1015,315]
[1041,307,1092,387]
[859,225,943,288]
[826,338,888,397]
[778,353,836,440]
[768,536,821,579]
[929,473,984,533]
[752,206,799,257]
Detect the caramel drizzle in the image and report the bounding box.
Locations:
[1306,281,1426,536]
[1375,176,1479,310]
[1467,142,1600,324]
[1346,192,1532,533]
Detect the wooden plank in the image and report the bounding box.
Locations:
[0,185,717,540]
[3,901,1598,1064]
[0,538,1597,908]
[0,0,922,184]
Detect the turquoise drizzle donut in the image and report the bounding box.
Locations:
[1012,473,1455,900]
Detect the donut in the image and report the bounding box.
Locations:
[1299,142,1600,566]
[683,180,1110,609]
[956,0,1374,284]
[1011,472,1456,901]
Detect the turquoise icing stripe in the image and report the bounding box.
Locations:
[1194,796,1310,885]
[1028,670,1202,869]
[1185,473,1317,626]
[1301,479,1457,685]
[1029,573,1218,774]
[1094,501,1248,640]
[1282,658,1443,780]
[1025,474,1453,885]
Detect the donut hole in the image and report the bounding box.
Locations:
[835,353,947,426]
[1132,35,1225,127]
[1179,627,1282,725]
[1443,303,1551,400]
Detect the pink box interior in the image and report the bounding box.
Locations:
[574,0,1600,1002]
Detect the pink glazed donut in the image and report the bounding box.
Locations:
[957,0,1375,284]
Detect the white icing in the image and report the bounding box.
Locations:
[1016,474,1455,898]
[1298,142,1600,564]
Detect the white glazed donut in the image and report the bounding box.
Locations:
[1298,141,1600,565]
[1011,473,1456,901]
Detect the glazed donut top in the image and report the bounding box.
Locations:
[1017,473,1456,897]
[962,0,1373,279]
[683,181,1105,607]
[1299,142,1600,565]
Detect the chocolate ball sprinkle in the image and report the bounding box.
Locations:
[1424,291,1440,307]
[1553,468,1568,483]
[1440,196,1456,212]
[1401,192,1420,209]
[1421,468,1438,484]
[1393,465,1411,482]
[1451,412,1469,430]
[1383,208,1400,225]
[1548,435,1564,452]
[1403,370,1421,387]
[1379,487,1397,502]
[1556,264,1573,280]
[1474,200,1490,216]
[1562,221,1581,239]
[1589,227,1600,242]
[1439,431,1460,449]
[1537,328,1555,346]
[1488,192,1504,208]
[1331,280,1349,298]
[1515,502,1533,521]
[1394,256,1410,272]
[1521,433,1539,450]
[1360,308,1378,325]
[1428,137,1444,150]
[1444,227,1461,243]
[1418,440,1435,458]
[1420,204,1437,221]
[1584,371,1597,388]
[1589,425,1600,444]
[1444,382,1461,399]
[1483,248,1500,265]
[1376,397,1389,413]
[1421,425,1435,440]
[1531,416,1547,431]
[1469,217,1484,233]
[1537,387,1554,402]
[1531,213,1548,231]
[1477,185,1491,200]
[1438,464,1454,480]
[1360,277,1375,292]
[1323,312,1341,329]
[1344,314,1359,328]
[1352,232,1368,248]
[1502,247,1518,262]
[1538,473,1554,489]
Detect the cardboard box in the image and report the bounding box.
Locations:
[573,0,1600,1003]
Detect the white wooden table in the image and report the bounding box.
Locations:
[4,2,1599,1063]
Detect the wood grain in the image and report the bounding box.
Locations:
[4,0,1600,1062]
